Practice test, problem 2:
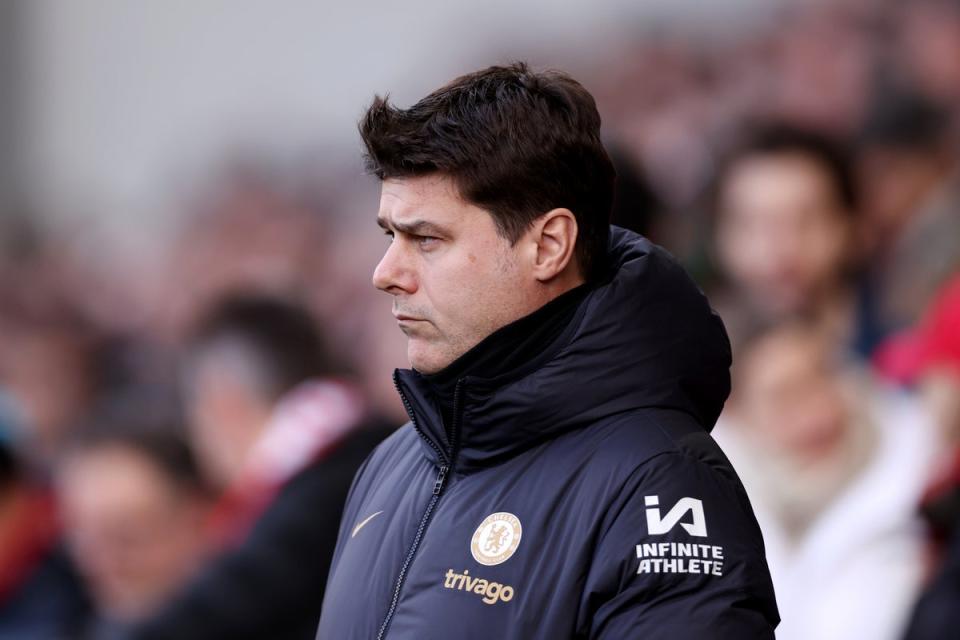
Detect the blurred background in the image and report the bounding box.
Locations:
[1,0,959,638]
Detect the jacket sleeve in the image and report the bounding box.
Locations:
[578,450,780,639]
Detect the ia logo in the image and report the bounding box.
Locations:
[644,495,707,537]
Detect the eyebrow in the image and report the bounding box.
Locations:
[376,217,449,237]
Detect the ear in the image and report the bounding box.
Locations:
[530,208,578,282]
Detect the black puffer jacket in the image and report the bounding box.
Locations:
[317,228,779,639]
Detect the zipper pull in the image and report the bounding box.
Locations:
[433,465,449,495]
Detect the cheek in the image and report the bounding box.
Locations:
[719,218,774,282]
[434,267,499,336]
[806,223,848,277]
[424,250,490,314]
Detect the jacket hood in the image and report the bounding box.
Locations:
[395,226,732,471]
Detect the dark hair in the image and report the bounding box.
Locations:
[64,397,208,495]
[858,89,952,153]
[186,293,337,402]
[718,123,858,213]
[0,397,20,487]
[0,444,16,489]
[607,144,663,239]
[359,62,616,281]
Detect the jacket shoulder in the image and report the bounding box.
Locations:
[358,421,420,478]
[577,411,780,637]
[587,408,738,480]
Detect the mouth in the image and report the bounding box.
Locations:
[394,314,424,338]
[391,307,425,322]
[393,314,428,336]
[393,314,423,323]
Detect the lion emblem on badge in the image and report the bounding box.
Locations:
[471,512,522,566]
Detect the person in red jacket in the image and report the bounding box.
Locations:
[0,398,87,639]
[874,274,960,640]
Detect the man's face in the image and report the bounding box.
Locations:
[182,343,273,489]
[58,445,209,620]
[373,175,539,374]
[717,152,851,315]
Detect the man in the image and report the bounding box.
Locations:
[0,397,88,640]
[857,89,960,336]
[710,123,867,354]
[56,408,212,638]
[121,295,388,640]
[317,62,778,639]
[717,322,933,640]
[879,274,960,640]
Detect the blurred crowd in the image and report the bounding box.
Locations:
[2,0,960,638]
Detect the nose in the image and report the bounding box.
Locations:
[372,240,416,295]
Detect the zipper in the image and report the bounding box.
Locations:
[393,371,447,468]
[433,464,448,495]
[377,376,463,639]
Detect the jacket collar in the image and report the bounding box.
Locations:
[394,227,732,473]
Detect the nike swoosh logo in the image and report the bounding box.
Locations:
[351,511,384,538]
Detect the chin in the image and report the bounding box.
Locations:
[407,342,455,375]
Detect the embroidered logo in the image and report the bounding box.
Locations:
[644,496,707,537]
[470,512,522,566]
[351,510,384,538]
[637,496,723,576]
[442,569,516,605]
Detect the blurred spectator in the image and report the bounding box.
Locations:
[715,321,935,640]
[897,0,960,113]
[766,2,879,135]
[876,274,960,437]
[875,275,960,639]
[857,89,960,335]
[114,293,390,640]
[0,306,111,467]
[0,393,88,640]
[182,293,348,492]
[56,408,211,639]
[710,124,867,353]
